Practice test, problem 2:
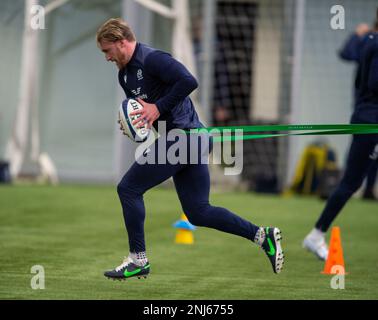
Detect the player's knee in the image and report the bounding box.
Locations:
[117,180,127,195]
[117,179,136,198]
[186,215,203,227]
[184,204,210,226]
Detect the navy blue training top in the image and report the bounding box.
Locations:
[352,34,378,124]
[118,42,203,131]
[339,32,376,105]
[339,32,375,63]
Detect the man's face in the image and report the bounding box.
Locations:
[99,40,127,69]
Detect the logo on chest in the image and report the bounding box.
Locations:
[131,87,141,96]
[131,87,148,100]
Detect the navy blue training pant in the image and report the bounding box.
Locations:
[315,133,378,232]
[117,133,259,253]
[365,160,377,190]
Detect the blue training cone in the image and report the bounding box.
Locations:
[173,214,196,244]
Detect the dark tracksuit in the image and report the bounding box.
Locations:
[339,32,378,194]
[316,35,378,232]
[117,43,258,252]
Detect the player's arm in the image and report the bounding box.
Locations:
[339,24,370,62]
[131,51,198,128]
[368,45,378,94]
[339,34,363,62]
[145,51,198,115]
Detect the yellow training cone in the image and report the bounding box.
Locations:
[173,214,196,245]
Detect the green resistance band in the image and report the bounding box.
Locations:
[185,124,378,142]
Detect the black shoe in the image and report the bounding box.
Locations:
[261,227,284,274]
[362,190,377,200]
[104,257,150,280]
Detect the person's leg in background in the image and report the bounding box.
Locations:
[362,161,377,200]
[303,135,378,260]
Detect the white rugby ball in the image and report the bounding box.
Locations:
[118,98,150,142]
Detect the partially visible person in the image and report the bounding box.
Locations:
[303,17,378,260]
[338,17,378,200]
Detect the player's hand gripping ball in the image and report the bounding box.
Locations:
[118,98,150,142]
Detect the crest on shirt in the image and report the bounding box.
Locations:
[137,69,143,81]
[124,74,127,83]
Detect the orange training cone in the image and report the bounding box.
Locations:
[321,226,347,275]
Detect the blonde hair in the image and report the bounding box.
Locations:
[96,18,136,43]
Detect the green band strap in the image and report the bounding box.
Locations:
[184,124,378,142]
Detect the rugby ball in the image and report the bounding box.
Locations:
[118,98,150,142]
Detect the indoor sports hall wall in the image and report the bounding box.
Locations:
[1,0,377,187]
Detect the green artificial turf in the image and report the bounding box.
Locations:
[0,184,377,299]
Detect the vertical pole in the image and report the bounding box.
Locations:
[277,0,294,191]
[5,0,39,177]
[172,0,197,77]
[171,0,208,122]
[200,0,216,126]
[286,0,306,186]
[30,4,41,162]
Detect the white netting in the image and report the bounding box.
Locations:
[190,0,377,193]
[191,0,293,192]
